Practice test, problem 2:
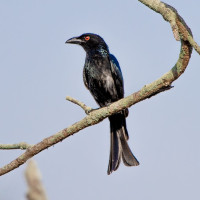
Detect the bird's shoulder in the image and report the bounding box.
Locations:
[109,54,123,82]
[109,53,124,98]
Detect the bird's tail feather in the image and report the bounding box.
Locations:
[107,112,139,175]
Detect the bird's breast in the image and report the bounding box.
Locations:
[83,54,119,105]
[85,56,110,76]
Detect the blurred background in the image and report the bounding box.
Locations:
[0,0,199,199]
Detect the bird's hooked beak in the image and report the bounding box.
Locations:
[65,36,83,45]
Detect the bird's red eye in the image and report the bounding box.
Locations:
[85,36,90,41]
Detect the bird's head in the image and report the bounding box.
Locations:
[65,33,109,53]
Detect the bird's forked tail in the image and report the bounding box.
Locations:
[107,111,139,175]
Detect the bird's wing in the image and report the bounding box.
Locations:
[83,66,89,89]
[109,54,124,99]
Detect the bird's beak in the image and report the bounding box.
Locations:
[65,37,83,45]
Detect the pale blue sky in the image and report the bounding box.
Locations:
[0,1,200,199]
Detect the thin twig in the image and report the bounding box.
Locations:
[0,143,32,150]
[66,96,92,114]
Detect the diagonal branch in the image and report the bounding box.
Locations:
[0,1,197,176]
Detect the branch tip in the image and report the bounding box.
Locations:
[0,142,32,150]
[66,96,92,114]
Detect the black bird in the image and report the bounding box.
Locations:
[66,33,139,174]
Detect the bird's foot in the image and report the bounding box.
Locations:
[85,108,99,115]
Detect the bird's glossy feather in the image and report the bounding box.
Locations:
[66,33,139,174]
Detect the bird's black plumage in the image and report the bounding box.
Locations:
[66,33,139,174]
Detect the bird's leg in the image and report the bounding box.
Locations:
[85,108,101,115]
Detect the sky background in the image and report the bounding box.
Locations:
[0,1,200,199]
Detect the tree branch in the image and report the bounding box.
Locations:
[0,143,32,150]
[66,96,92,114]
[138,0,200,55]
[0,0,197,176]
[187,36,200,55]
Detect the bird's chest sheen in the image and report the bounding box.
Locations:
[84,57,111,82]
